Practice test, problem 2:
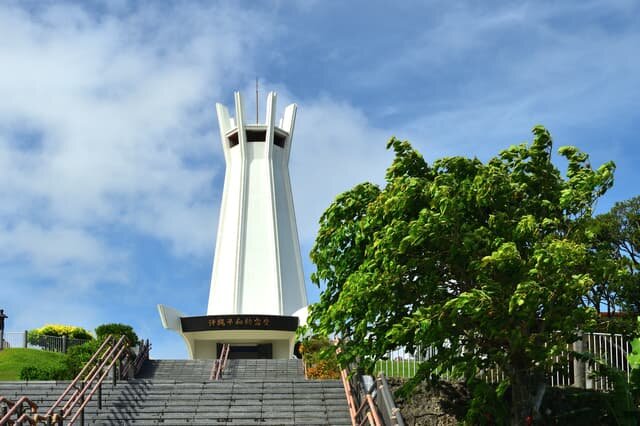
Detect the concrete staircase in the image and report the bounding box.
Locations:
[222,359,305,379]
[0,359,351,425]
[137,359,214,381]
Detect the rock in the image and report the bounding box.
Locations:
[387,378,469,426]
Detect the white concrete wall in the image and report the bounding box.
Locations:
[184,329,297,359]
[207,92,308,317]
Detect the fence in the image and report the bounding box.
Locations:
[1,331,90,353]
[583,332,631,390]
[2,331,28,349]
[375,332,633,391]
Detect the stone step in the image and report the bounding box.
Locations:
[221,359,305,380]
[136,359,215,381]
[0,359,350,425]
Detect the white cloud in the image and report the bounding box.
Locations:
[0,222,126,285]
[0,273,105,336]
[0,2,271,287]
[292,97,393,243]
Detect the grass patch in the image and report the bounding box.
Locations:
[0,348,66,380]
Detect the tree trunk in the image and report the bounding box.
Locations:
[510,369,546,425]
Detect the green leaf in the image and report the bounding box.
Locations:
[306,126,618,420]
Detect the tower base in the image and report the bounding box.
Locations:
[158,305,299,360]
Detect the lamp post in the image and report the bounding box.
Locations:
[0,309,7,351]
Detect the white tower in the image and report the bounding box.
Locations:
[158,92,308,360]
[208,92,307,316]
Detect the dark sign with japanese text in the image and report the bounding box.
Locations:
[180,314,298,332]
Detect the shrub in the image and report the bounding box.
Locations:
[95,323,139,345]
[64,339,101,377]
[300,335,340,380]
[28,324,94,345]
[306,359,341,380]
[19,364,70,380]
[64,334,138,378]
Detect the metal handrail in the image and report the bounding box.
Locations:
[340,368,384,426]
[211,343,230,380]
[59,335,128,419]
[0,334,135,425]
[341,369,359,422]
[375,373,405,426]
[0,396,40,425]
[120,339,151,379]
[220,344,230,378]
[44,335,115,418]
[67,339,129,425]
[134,339,151,375]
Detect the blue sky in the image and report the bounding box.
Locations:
[1,1,639,359]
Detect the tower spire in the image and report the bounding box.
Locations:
[158,91,308,361]
[208,91,306,317]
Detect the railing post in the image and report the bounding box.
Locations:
[585,333,594,390]
[112,361,118,386]
[79,390,85,426]
[58,409,64,426]
[128,355,135,380]
[62,335,68,354]
[573,334,585,389]
[97,382,102,410]
[24,330,28,348]
[0,312,4,351]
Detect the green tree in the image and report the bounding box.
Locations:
[591,197,640,317]
[606,197,640,269]
[308,126,617,424]
[95,323,139,345]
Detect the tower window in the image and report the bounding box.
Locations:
[228,131,239,148]
[246,129,266,142]
[274,132,286,148]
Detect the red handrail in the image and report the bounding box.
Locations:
[340,369,359,423]
[1,334,139,425]
[0,396,39,425]
[120,339,150,379]
[340,368,383,426]
[58,335,127,420]
[67,340,129,425]
[134,339,151,375]
[211,343,230,380]
[45,335,115,417]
